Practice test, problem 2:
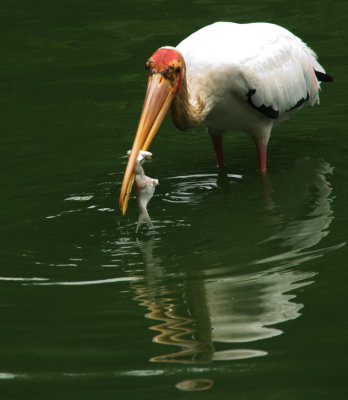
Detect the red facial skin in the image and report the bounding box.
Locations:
[147,48,184,93]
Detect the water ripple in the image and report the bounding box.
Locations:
[0,277,48,282]
[162,173,242,204]
[64,195,94,201]
[33,276,138,286]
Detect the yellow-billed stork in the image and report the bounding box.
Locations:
[119,22,333,214]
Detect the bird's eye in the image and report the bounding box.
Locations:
[175,66,181,73]
[145,61,153,74]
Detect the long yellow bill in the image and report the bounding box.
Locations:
[119,73,176,215]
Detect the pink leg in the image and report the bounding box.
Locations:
[252,125,271,173]
[257,142,267,173]
[210,134,225,168]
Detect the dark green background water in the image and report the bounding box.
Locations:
[1,0,347,398]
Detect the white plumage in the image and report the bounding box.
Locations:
[165,22,332,172]
[177,22,324,122]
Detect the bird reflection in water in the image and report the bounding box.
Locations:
[126,159,344,390]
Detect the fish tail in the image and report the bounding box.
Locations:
[136,212,153,233]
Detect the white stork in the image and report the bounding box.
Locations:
[119,22,333,214]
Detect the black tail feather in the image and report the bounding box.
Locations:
[315,70,334,82]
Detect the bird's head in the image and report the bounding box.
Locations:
[119,47,184,214]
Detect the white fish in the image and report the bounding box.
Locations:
[127,150,159,232]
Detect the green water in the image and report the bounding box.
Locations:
[1,0,348,398]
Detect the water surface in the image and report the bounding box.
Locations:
[1,0,348,398]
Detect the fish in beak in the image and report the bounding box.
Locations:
[119,47,184,215]
[131,150,159,233]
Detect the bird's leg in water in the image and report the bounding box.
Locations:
[252,125,271,173]
[209,133,225,168]
[256,142,268,173]
[260,171,274,210]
